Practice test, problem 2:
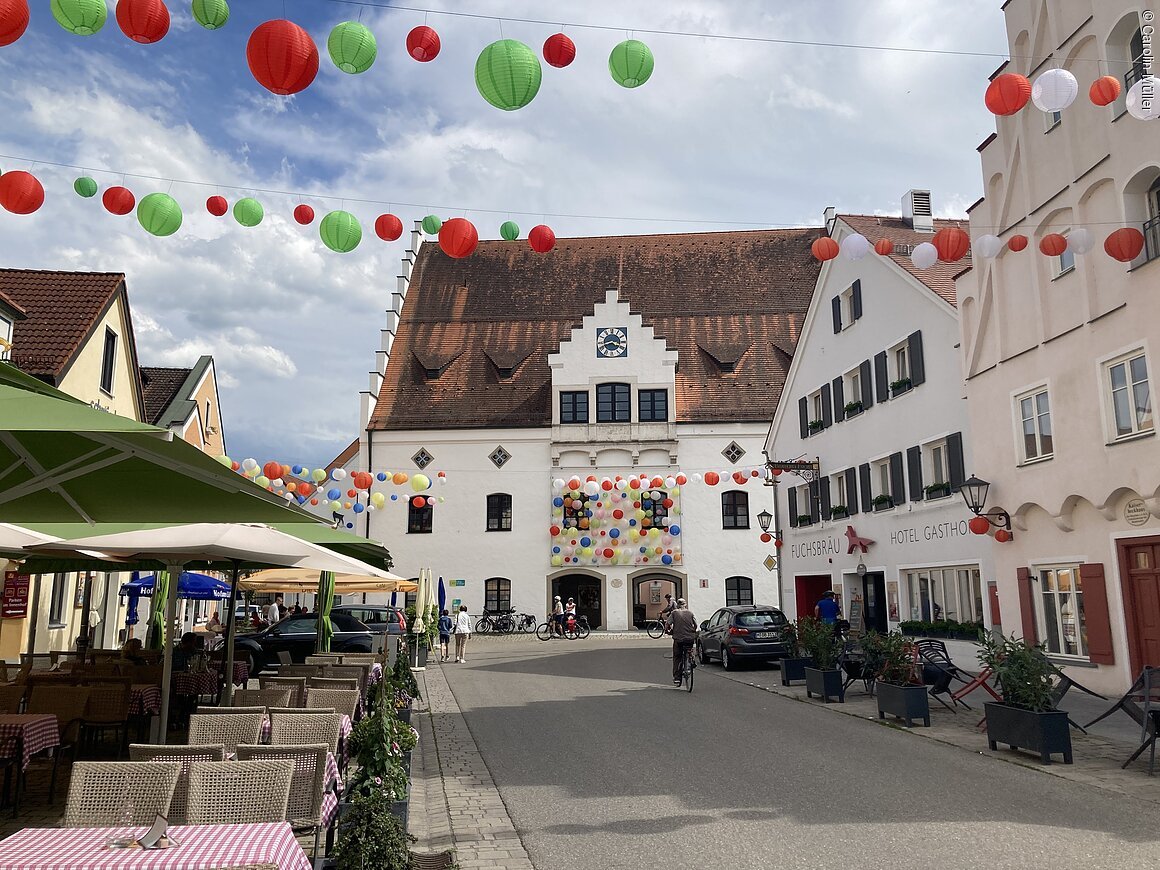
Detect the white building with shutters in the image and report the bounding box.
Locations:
[765,195,995,637]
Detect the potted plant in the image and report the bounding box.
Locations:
[808,419,824,434]
[898,620,926,637]
[864,631,930,727]
[779,621,813,686]
[924,481,952,499]
[347,702,418,827]
[844,400,864,416]
[795,514,814,527]
[872,494,894,511]
[829,505,849,520]
[889,377,912,396]
[798,616,844,703]
[330,786,415,870]
[978,633,1072,764]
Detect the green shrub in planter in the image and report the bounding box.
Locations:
[332,787,414,870]
[797,616,841,671]
[978,633,1058,712]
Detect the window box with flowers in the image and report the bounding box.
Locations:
[890,378,912,397]
[808,419,825,434]
[795,514,815,527]
[924,481,952,500]
[830,505,849,520]
[872,495,894,511]
[844,400,864,417]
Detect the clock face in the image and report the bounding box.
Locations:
[596,327,628,358]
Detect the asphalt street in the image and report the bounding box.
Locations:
[442,637,1160,870]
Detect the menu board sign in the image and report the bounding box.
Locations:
[2,571,30,618]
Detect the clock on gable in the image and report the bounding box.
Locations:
[596,326,628,359]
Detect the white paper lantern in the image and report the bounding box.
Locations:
[241,457,258,471]
[1067,227,1094,254]
[1126,77,1160,120]
[583,480,600,497]
[664,476,677,489]
[692,472,702,483]
[552,478,564,491]
[1031,69,1078,112]
[840,233,872,261]
[332,468,347,480]
[911,242,938,270]
[974,234,1004,258]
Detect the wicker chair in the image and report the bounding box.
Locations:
[305,655,342,666]
[234,687,292,708]
[258,676,307,707]
[268,711,343,755]
[323,665,368,698]
[27,685,90,801]
[307,676,359,691]
[63,761,182,827]
[336,653,378,666]
[187,712,263,757]
[304,688,359,721]
[0,683,24,713]
[80,678,132,758]
[20,653,53,672]
[195,705,265,716]
[236,743,330,854]
[129,743,226,824]
[185,760,294,825]
[277,665,323,678]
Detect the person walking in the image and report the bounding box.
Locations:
[454,604,472,663]
[815,590,841,625]
[437,609,454,662]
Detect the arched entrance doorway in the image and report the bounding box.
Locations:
[550,573,603,629]
[630,573,683,628]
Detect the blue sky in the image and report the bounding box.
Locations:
[0,1,1009,466]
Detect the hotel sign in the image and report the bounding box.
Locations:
[791,519,972,559]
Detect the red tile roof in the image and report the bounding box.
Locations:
[837,215,969,307]
[369,228,822,431]
[140,366,192,425]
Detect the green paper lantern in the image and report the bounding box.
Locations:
[234,197,263,227]
[137,193,183,237]
[500,220,520,241]
[51,0,108,36]
[475,39,542,111]
[320,210,362,253]
[328,21,376,74]
[422,215,442,235]
[73,176,98,198]
[191,0,229,30]
[609,39,654,88]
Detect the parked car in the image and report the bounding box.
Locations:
[234,604,262,623]
[232,612,373,675]
[331,604,407,636]
[697,605,789,670]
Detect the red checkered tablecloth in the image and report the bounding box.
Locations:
[321,751,342,827]
[0,821,311,870]
[0,714,60,770]
[171,670,219,697]
[230,662,249,686]
[129,685,162,717]
[369,663,383,686]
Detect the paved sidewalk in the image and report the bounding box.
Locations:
[411,660,534,870]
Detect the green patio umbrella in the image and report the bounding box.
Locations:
[316,571,336,653]
[146,569,170,650]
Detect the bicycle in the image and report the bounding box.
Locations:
[564,614,590,639]
[646,618,672,639]
[516,613,537,633]
[677,643,696,692]
[536,615,567,641]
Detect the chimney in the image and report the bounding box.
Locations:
[902,190,934,233]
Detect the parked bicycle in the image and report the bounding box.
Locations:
[565,613,590,639]
[516,613,537,633]
[475,608,519,634]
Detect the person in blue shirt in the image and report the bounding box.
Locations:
[437,609,454,662]
[815,590,842,625]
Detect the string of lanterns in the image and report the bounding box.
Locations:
[985,68,1159,122]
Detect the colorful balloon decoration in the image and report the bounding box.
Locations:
[1105,227,1145,263]
[1031,69,1078,112]
[329,21,377,74]
[406,25,440,62]
[191,0,229,30]
[233,197,263,227]
[51,0,108,35]
[136,192,183,237]
[609,39,653,88]
[438,218,479,259]
[247,19,319,96]
[543,32,575,68]
[985,73,1031,115]
[0,0,30,47]
[1089,75,1122,107]
[293,204,315,225]
[103,186,135,216]
[811,237,839,261]
[932,227,970,262]
[1038,233,1067,257]
[500,220,520,241]
[421,214,442,235]
[475,39,542,111]
[320,210,362,253]
[206,195,228,216]
[73,176,98,198]
[973,234,1003,258]
[410,473,431,492]
[1007,234,1029,252]
[375,213,403,241]
[116,0,169,44]
[873,238,894,256]
[0,170,43,214]
[528,224,556,253]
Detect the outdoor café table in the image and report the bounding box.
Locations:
[0,821,312,870]
[0,714,60,771]
[172,670,219,698]
[129,684,163,717]
[230,662,249,687]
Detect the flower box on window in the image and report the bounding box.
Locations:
[794,514,814,527]
[924,482,952,500]
[829,505,849,520]
[843,401,864,417]
[889,378,912,397]
[871,495,894,511]
[807,419,825,434]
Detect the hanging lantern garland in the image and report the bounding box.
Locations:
[116,0,170,45]
[543,32,576,68]
[438,217,479,258]
[873,238,894,256]
[247,19,318,96]
[1038,233,1067,257]
[932,227,970,262]
[206,195,228,216]
[475,39,542,111]
[810,237,839,262]
[1089,75,1122,106]
[329,21,377,74]
[103,185,135,215]
[0,170,43,214]
[51,0,107,36]
[1126,77,1160,121]
[73,176,98,198]
[984,73,1031,115]
[500,220,520,241]
[375,213,403,241]
[1031,68,1078,112]
[1105,227,1145,262]
[293,204,315,225]
[319,209,363,253]
[407,25,440,62]
[192,0,229,30]
[609,39,654,88]
[233,197,263,227]
[421,214,442,235]
[1007,234,1029,252]
[137,192,182,237]
[528,224,556,253]
[0,0,29,47]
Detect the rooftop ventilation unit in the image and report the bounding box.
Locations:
[903,189,934,233]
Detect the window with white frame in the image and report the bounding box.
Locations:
[1038,565,1087,657]
[904,566,983,625]
[890,341,910,389]
[874,459,891,500]
[922,440,950,498]
[1105,351,1153,439]
[1043,109,1062,131]
[840,286,856,329]
[794,484,812,524]
[810,390,824,427]
[1016,387,1053,462]
[844,367,863,413]
[831,472,848,515]
[0,314,11,360]
[1055,237,1075,276]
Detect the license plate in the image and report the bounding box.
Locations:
[754,631,777,639]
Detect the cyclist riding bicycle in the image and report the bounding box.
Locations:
[668,598,699,686]
[660,593,676,627]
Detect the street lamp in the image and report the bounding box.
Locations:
[757,510,773,533]
[960,474,1011,530]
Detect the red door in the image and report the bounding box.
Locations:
[1120,540,1160,673]
[795,575,833,620]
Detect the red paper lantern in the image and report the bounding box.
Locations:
[774,538,783,548]
[247,20,319,96]
[116,0,170,44]
[1007,234,1029,252]
[549,525,560,536]
[968,516,991,535]
[704,471,720,486]
[438,217,479,259]
[603,548,614,559]
[1089,75,1122,107]
[543,32,576,68]
[811,236,839,261]
[351,471,373,490]
[293,204,315,225]
[1105,227,1145,262]
[994,529,1012,543]
[874,238,895,256]
[933,227,970,262]
[0,170,43,214]
[413,496,426,508]
[346,489,357,499]
[297,483,313,497]
[760,533,772,543]
[375,213,403,241]
[675,473,687,485]
[985,73,1032,115]
[103,186,136,216]
[1039,233,1067,257]
[529,224,556,253]
[407,25,440,62]
[651,476,664,488]
[601,479,613,491]
[262,461,282,480]
[0,0,30,47]
[206,195,228,217]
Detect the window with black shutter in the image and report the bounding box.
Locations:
[889,452,905,505]
[832,377,845,422]
[832,296,842,334]
[947,431,966,491]
[809,480,821,524]
[845,467,859,515]
[874,351,889,402]
[821,383,832,428]
[852,279,863,320]
[859,464,872,512]
[907,447,924,502]
[799,397,809,440]
[909,331,926,386]
[860,359,873,409]
[819,477,832,519]
[788,488,799,527]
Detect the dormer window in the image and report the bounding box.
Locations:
[424,367,442,379]
[496,367,514,380]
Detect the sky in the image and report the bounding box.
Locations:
[0,0,1010,468]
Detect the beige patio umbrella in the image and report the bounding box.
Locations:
[239,567,416,594]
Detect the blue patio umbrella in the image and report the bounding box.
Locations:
[390,590,397,608]
[438,576,446,614]
[121,571,232,601]
[125,571,141,626]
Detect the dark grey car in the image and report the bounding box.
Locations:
[331,604,407,636]
[233,612,373,675]
[697,605,789,670]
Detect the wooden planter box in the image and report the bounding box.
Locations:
[804,667,844,703]
[780,657,813,686]
[985,702,1073,764]
[876,682,930,727]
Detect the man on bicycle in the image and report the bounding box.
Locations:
[660,593,677,630]
[669,598,699,685]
